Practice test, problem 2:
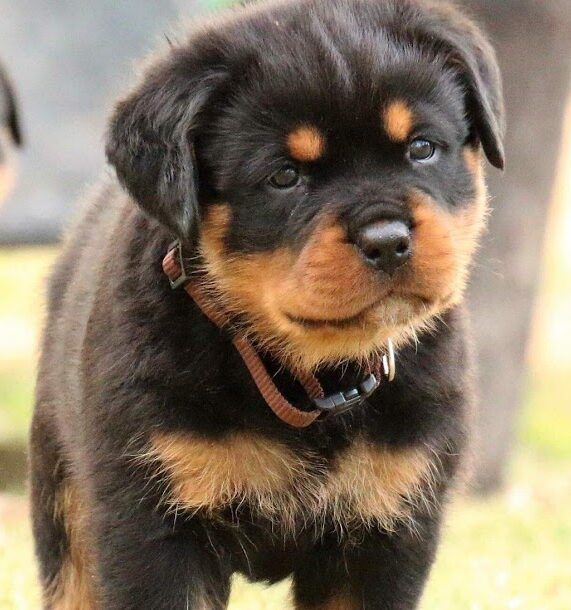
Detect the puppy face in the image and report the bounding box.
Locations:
[107,0,504,370]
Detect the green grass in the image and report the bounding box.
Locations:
[424,456,571,610]
[520,374,571,460]
[1,247,570,609]
[0,247,55,447]
[0,370,34,443]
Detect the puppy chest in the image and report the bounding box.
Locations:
[145,432,436,532]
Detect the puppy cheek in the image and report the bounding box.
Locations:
[199,203,233,271]
[455,151,488,295]
[456,146,488,282]
[408,198,456,300]
[200,208,376,322]
[199,203,295,324]
[409,174,486,307]
[199,209,385,368]
[273,215,378,318]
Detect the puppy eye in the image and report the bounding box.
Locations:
[408,138,436,162]
[268,164,300,189]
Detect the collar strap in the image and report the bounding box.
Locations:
[162,241,396,428]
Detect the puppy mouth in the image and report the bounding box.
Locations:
[285,311,371,330]
[282,291,434,330]
[283,297,382,329]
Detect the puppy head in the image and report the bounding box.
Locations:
[0,65,22,203]
[107,0,504,370]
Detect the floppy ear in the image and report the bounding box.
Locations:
[450,30,505,169]
[424,7,506,169]
[106,51,227,240]
[0,65,22,147]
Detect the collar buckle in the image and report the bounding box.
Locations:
[313,372,381,418]
[312,340,396,419]
[165,240,189,290]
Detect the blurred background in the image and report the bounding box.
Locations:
[0,1,570,608]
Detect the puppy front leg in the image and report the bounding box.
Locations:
[93,508,232,610]
[293,511,442,610]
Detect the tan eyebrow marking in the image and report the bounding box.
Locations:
[287,125,325,162]
[383,100,415,142]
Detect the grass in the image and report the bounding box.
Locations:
[1,247,570,609]
[425,455,571,610]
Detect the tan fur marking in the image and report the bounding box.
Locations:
[408,152,486,309]
[46,483,96,610]
[463,146,482,176]
[198,156,486,370]
[383,100,414,142]
[287,125,325,162]
[326,440,438,532]
[146,431,437,536]
[148,431,317,515]
[199,206,395,370]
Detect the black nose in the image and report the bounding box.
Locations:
[355,221,411,275]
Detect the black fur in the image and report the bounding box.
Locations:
[31,1,504,608]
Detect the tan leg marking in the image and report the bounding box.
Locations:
[287,125,326,162]
[45,482,96,610]
[383,100,414,142]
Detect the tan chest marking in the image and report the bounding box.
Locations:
[147,431,320,520]
[326,440,437,530]
[147,432,437,534]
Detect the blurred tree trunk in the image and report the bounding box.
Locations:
[462,0,571,493]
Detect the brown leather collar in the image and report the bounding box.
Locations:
[162,241,395,428]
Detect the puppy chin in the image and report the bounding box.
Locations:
[369,293,437,327]
[270,323,390,372]
[254,294,440,371]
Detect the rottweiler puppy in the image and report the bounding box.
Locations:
[31,0,504,608]
[0,64,21,203]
